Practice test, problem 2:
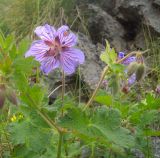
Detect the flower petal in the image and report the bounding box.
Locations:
[128,73,136,85]
[34,24,56,41]
[25,40,49,62]
[40,57,60,74]
[60,48,85,75]
[57,25,77,47]
[123,56,136,65]
[118,52,125,59]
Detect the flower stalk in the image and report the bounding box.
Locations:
[57,131,63,158]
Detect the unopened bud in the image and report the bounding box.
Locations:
[127,62,138,77]
[6,89,18,106]
[122,85,130,94]
[111,75,120,95]
[136,64,145,81]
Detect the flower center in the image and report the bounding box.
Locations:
[45,38,61,57]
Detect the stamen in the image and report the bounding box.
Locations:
[45,40,62,57]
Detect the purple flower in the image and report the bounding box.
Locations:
[25,24,85,75]
[118,52,136,65]
[128,73,136,85]
[118,52,136,85]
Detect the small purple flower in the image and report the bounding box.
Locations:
[118,52,136,85]
[118,52,136,66]
[25,24,85,75]
[128,73,136,85]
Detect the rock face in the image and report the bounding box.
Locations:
[77,33,104,89]
[87,4,126,51]
[78,0,160,51]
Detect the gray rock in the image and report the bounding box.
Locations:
[77,0,160,50]
[153,0,160,8]
[116,0,160,36]
[86,4,127,51]
[152,137,160,158]
[77,33,104,89]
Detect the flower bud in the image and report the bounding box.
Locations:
[6,88,18,106]
[110,75,120,95]
[127,62,138,77]
[122,85,130,94]
[136,64,145,81]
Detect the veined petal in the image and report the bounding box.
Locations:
[123,56,136,65]
[34,24,56,41]
[60,48,85,75]
[25,40,49,61]
[57,25,77,47]
[40,57,60,74]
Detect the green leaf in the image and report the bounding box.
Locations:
[21,84,45,107]
[17,38,30,56]
[9,44,17,60]
[13,56,39,75]
[0,56,12,74]
[4,34,15,50]
[109,47,117,62]
[140,110,158,127]
[8,117,53,154]
[110,63,125,73]
[8,119,32,145]
[59,107,90,134]
[100,51,110,65]
[91,107,135,148]
[144,130,160,136]
[59,107,135,148]
[100,41,117,66]
[12,72,28,92]
[95,90,112,106]
[146,93,160,109]
[0,30,5,48]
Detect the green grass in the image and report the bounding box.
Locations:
[143,23,160,84]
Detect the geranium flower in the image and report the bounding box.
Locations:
[118,52,136,85]
[25,24,85,75]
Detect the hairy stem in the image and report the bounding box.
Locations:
[61,71,65,105]
[26,93,60,132]
[61,70,65,116]
[83,66,109,111]
[57,132,63,158]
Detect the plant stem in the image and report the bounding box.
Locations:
[91,143,95,158]
[61,70,65,116]
[57,132,63,158]
[56,70,66,158]
[78,66,81,105]
[83,66,109,111]
[26,93,60,132]
[61,71,65,105]
[37,110,60,131]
